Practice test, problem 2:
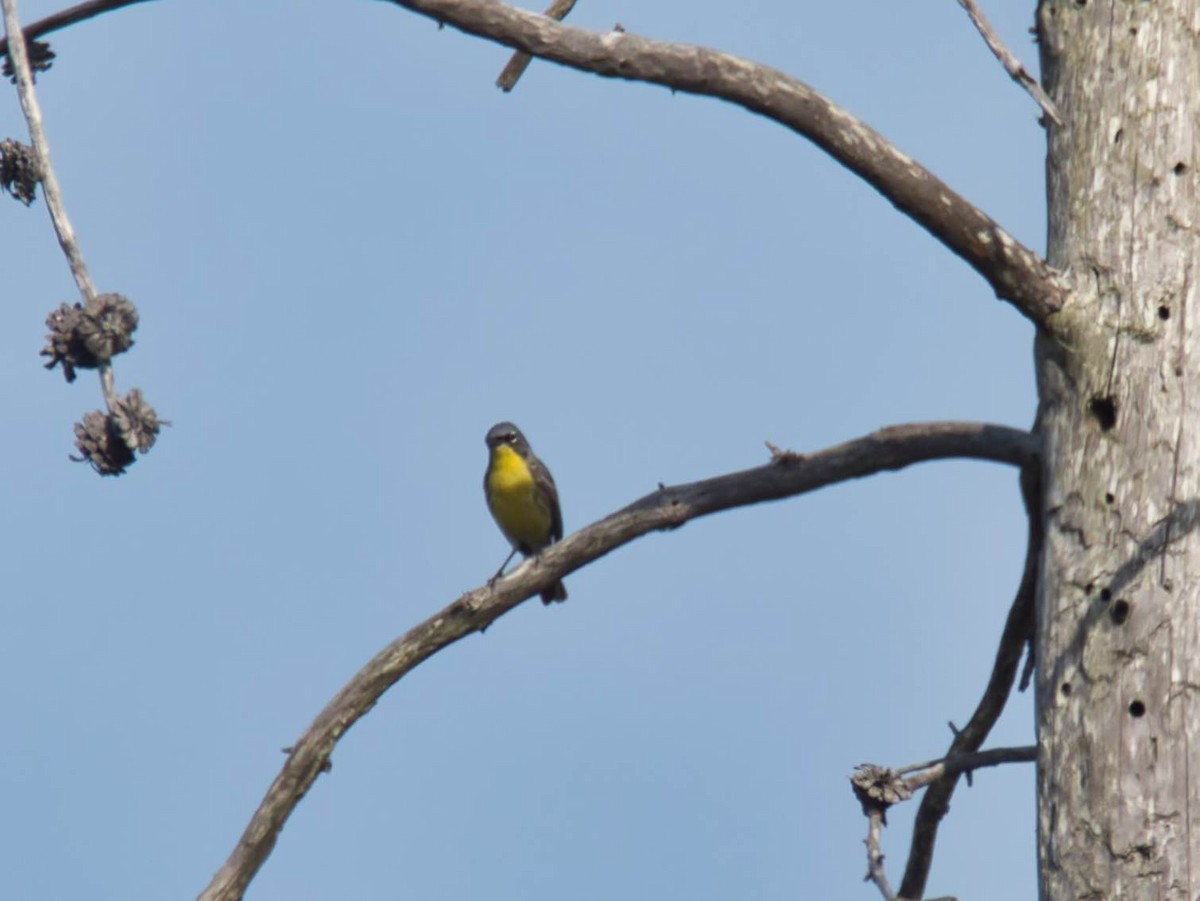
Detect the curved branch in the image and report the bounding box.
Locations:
[382,0,1068,326]
[196,421,1038,901]
[6,0,1069,325]
[0,0,155,56]
[897,455,1042,899]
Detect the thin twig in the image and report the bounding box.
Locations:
[495,0,576,91]
[1,0,119,409]
[897,456,1042,900]
[197,421,1039,901]
[865,809,897,901]
[383,0,1068,327]
[956,0,1063,127]
[895,755,945,777]
[0,0,156,56]
[904,745,1036,791]
[2,0,93,299]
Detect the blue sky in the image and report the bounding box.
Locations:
[2,2,1043,898]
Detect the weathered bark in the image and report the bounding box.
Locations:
[1036,1,1200,897]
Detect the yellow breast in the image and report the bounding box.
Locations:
[486,444,553,551]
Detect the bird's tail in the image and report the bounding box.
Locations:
[541,581,568,604]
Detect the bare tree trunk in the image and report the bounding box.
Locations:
[1035,1,1200,896]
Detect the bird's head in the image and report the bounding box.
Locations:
[486,422,527,450]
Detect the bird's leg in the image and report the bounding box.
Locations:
[489,548,520,586]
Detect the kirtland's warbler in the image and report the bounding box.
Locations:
[484,422,568,603]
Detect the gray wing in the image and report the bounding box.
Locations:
[529,455,564,543]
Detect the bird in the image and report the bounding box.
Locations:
[483,421,568,603]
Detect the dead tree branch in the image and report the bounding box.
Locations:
[0,0,155,56]
[855,746,1036,901]
[864,808,896,901]
[495,0,577,92]
[382,0,1068,326]
[896,457,1042,899]
[900,745,1037,788]
[0,0,119,406]
[2,0,93,300]
[197,421,1038,901]
[955,0,1063,126]
[4,0,163,473]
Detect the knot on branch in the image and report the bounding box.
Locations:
[851,764,911,822]
[0,137,40,205]
[72,389,165,476]
[765,440,806,464]
[42,293,139,382]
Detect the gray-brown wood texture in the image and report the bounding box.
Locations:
[1036,1,1200,896]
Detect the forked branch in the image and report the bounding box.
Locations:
[855,746,1037,901]
[197,421,1038,901]
[383,0,1068,326]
